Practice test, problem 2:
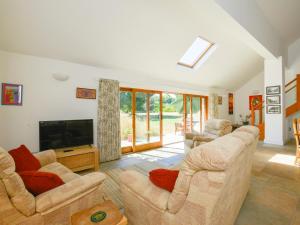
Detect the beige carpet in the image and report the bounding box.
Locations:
[99,142,300,225]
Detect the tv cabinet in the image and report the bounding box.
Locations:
[55,145,99,172]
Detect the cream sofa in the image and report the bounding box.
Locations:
[0,147,106,225]
[185,119,232,149]
[120,126,259,225]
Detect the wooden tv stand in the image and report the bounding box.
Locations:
[55,145,99,172]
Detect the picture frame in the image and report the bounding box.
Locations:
[1,83,23,105]
[266,85,280,95]
[218,96,222,105]
[228,93,233,115]
[76,88,96,99]
[266,95,280,105]
[266,105,281,114]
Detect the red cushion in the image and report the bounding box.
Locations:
[149,169,179,192]
[9,145,41,172]
[18,171,64,196]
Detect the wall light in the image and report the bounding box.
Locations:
[52,73,69,81]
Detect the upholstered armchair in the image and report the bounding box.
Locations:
[0,147,106,225]
[185,118,233,149]
[120,126,259,225]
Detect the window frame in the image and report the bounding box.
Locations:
[177,36,214,69]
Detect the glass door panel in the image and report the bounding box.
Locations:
[120,91,133,148]
[162,93,184,145]
[149,94,161,143]
[135,92,148,145]
[192,97,201,133]
[201,97,207,132]
[185,96,192,133]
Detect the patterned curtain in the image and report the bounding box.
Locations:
[209,93,219,119]
[97,79,121,162]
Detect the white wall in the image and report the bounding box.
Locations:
[234,72,264,124]
[288,38,300,78]
[0,51,231,151]
[264,57,286,145]
[285,37,300,139]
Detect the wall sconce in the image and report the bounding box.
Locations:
[52,73,69,81]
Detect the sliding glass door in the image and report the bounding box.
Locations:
[120,88,208,153]
[120,88,162,153]
[162,93,184,145]
[185,95,208,134]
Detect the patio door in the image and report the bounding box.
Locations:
[135,91,162,151]
[120,88,162,153]
[184,95,208,133]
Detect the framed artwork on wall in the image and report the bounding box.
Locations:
[249,95,262,110]
[1,83,23,105]
[266,85,280,95]
[266,105,281,114]
[266,95,280,105]
[76,88,96,99]
[228,93,233,115]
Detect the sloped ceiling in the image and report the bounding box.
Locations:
[256,0,300,45]
[0,0,263,90]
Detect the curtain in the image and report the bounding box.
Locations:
[97,79,121,162]
[209,93,219,119]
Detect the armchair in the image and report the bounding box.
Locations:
[185,119,232,149]
[0,147,106,225]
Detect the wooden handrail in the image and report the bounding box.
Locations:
[285,77,297,87]
[286,74,300,117]
[285,85,297,94]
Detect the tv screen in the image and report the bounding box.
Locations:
[39,119,93,151]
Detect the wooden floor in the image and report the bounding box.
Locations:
[82,141,300,225]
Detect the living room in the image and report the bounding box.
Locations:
[1,1,300,225]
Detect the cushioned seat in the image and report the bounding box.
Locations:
[0,147,106,225]
[185,119,233,150]
[121,126,259,225]
[39,162,80,183]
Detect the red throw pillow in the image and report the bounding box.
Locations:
[18,171,64,196]
[149,169,179,192]
[9,145,41,172]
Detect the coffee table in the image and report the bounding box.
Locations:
[71,200,127,225]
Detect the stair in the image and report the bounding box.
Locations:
[286,74,300,117]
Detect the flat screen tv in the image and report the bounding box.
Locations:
[39,119,93,151]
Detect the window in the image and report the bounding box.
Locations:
[178,36,214,69]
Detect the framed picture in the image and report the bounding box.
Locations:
[249,95,262,110]
[228,93,233,115]
[218,96,222,105]
[1,83,23,105]
[266,85,280,95]
[267,105,281,114]
[76,88,96,99]
[266,95,280,105]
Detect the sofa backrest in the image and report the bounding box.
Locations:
[0,147,36,216]
[167,126,259,214]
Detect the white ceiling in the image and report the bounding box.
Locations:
[256,0,300,45]
[0,0,263,90]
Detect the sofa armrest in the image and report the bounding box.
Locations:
[120,170,170,210]
[34,150,57,167]
[36,172,106,213]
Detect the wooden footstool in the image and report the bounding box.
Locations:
[71,201,127,225]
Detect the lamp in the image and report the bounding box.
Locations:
[52,73,69,81]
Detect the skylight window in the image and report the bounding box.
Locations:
[178,36,214,69]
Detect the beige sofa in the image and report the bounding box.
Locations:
[120,126,259,225]
[185,119,232,149]
[0,147,106,225]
